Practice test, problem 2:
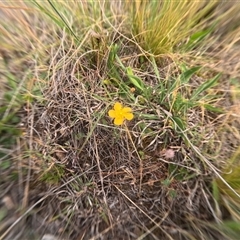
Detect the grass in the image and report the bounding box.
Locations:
[0,1,240,239]
[130,1,218,56]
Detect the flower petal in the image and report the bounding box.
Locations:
[108,110,116,118]
[114,117,124,125]
[124,112,134,120]
[122,107,132,113]
[114,102,122,111]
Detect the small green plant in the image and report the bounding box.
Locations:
[39,164,65,185]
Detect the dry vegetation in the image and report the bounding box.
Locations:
[0,1,240,240]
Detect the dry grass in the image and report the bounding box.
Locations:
[0,1,240,240]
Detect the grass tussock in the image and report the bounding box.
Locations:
[0,1,240,240]
[130,0,218,56]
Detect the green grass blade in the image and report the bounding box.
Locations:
[184,27,214,50]
[171,116,186,131]
[126,67,145,91]
[218,221,240,239]
[191,73,220,100]
[203,104,224,113]
[180,66,201,84]
[47,0,80,42]
[32,0,63,27]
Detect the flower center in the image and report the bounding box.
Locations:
[117,110,124,118]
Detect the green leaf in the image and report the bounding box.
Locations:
[221,221,240,232]
[5,73,18,89]
[191,74,220,100]
[108,44,119,65]
[184,27,213,50]
[218,221,240,239]
[180,66,201,84]
[203,104,224,113]
[171,116,186,131]
[115,53,125,69]
[190,29,211,42]
[126,67,145,91]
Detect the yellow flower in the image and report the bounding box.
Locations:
[108,102,134,125]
